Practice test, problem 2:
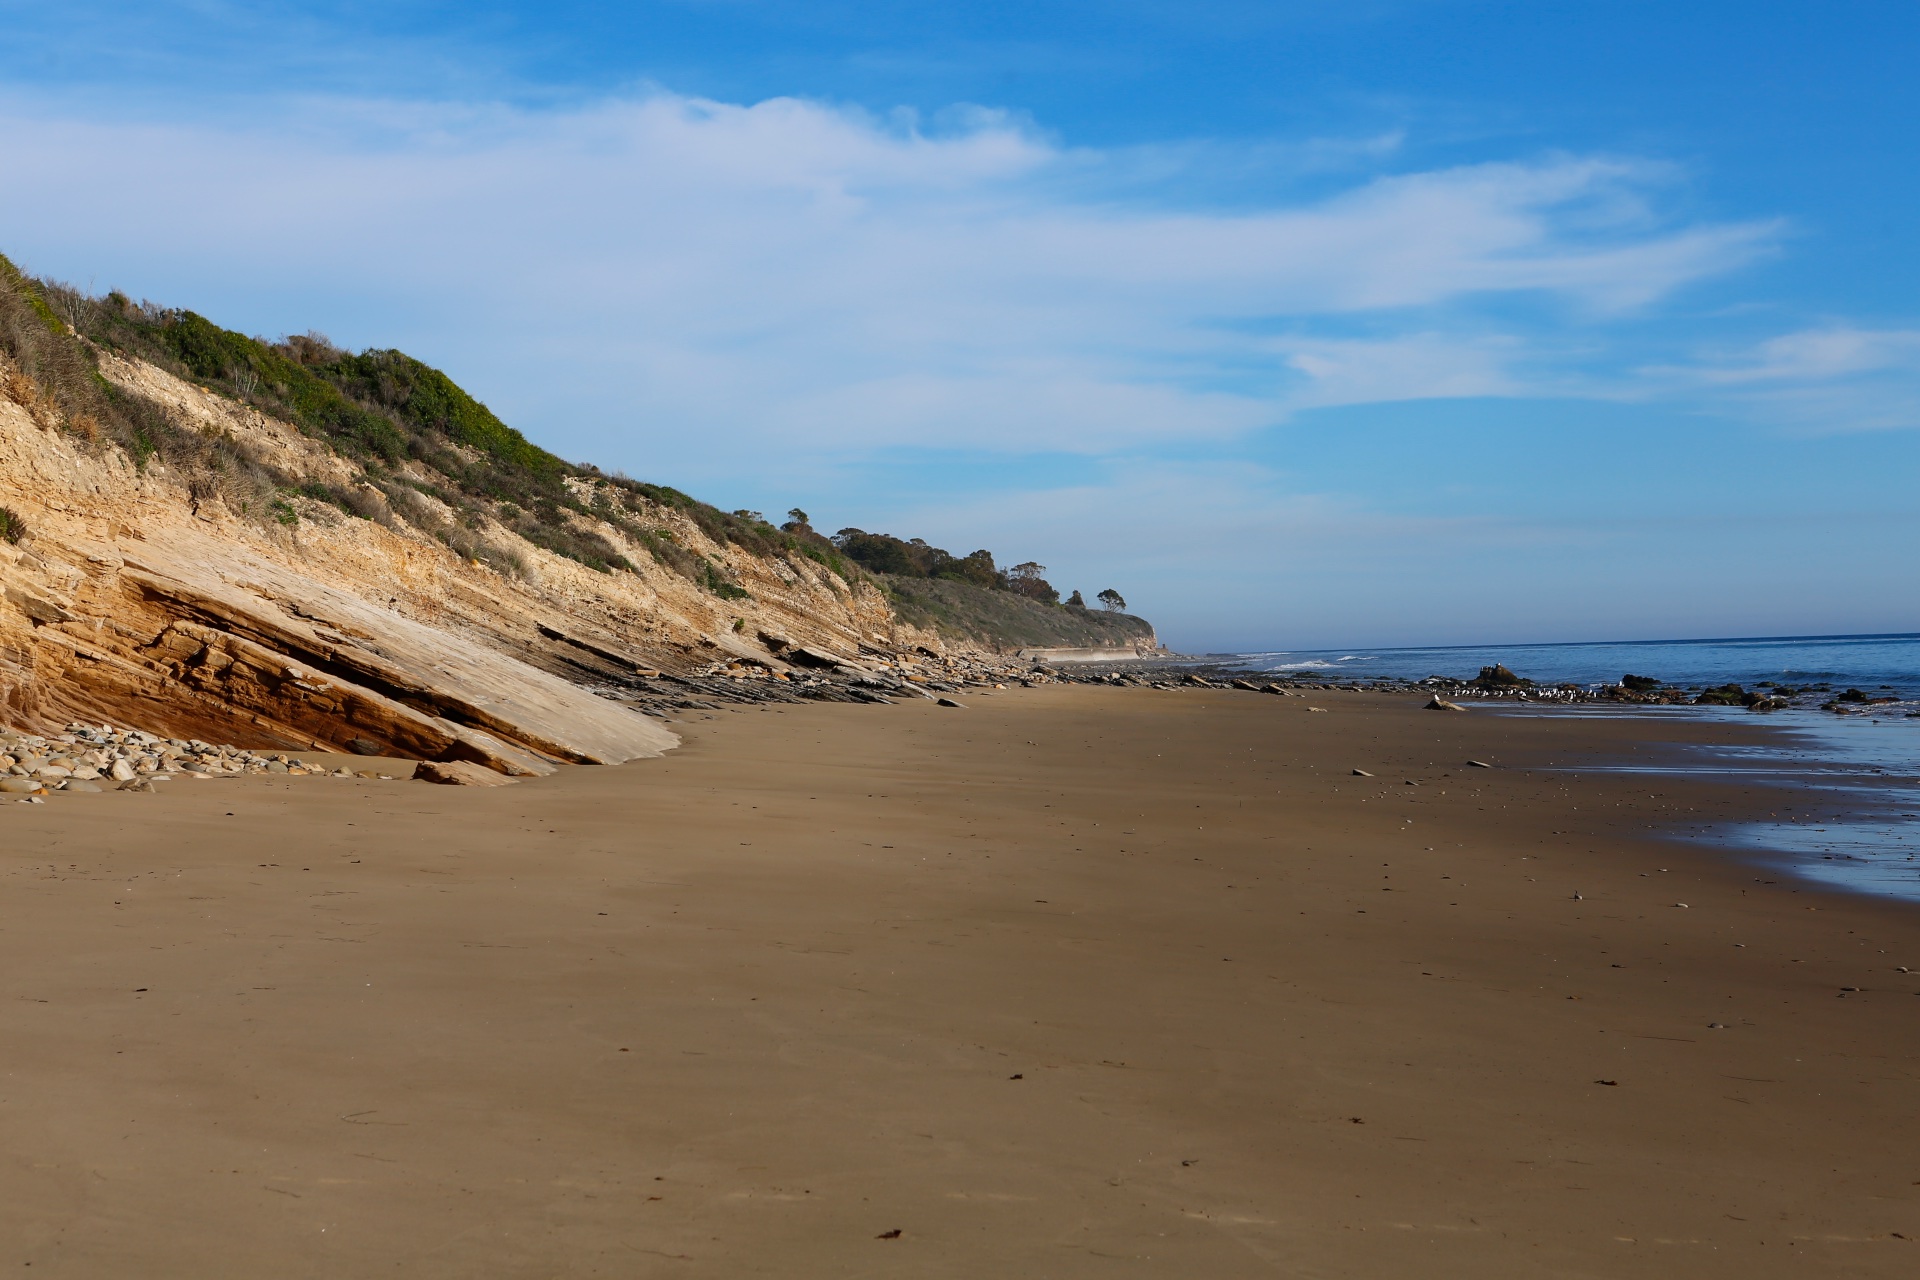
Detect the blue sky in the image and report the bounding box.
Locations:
[3,1,1916,650]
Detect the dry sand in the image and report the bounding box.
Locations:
[2,687,1916,1276]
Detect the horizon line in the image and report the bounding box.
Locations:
[1224,631,1920,658]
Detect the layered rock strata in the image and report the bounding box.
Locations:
[0,352,922,771]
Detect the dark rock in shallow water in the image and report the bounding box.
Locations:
[1621,673,1662,692]
[1470,664,1529,689]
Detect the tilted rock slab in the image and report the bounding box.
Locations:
[0,386,676,771]
[3,524,674,772]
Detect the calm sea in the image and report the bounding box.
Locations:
[1227,633,1920,905]
[1227,631,1920,696]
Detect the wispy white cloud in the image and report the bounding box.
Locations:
[1646,326,1920,432]
[0,89,1776,463]
[1279,333,1525,408]
[1674,326,1920,384]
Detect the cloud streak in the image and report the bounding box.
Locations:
[1,89,1776,463]
[1645,326,1920,433]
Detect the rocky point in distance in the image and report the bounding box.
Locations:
[1023,659,1916,717]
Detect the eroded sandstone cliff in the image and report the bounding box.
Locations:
[0,350,915,772]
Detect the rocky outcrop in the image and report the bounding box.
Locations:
[0,351,916,772]
[1016,644,1161,664]
[413,760,519,787]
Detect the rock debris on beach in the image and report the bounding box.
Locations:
[0,722,378,797]
[7,643,1893,804]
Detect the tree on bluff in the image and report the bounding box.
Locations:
[833,528,1001,588]
[1097,588,1127,611]
[1005,561,1060,605]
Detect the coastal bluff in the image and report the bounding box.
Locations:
[0,351,905,770]
[0,259,1158,770]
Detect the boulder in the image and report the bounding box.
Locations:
[0,777,45,794]
[1425,696,1465,711]
[413,760,519,787]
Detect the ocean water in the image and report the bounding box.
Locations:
[1229,633,1920,904]
[1228,631,1920,697]
[1557,708,1920,903]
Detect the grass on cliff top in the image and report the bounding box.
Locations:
[0,253,285,522]
[0,260,845,592]
[882,575,1154,650]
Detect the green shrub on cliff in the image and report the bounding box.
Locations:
[3,260,1130,632]
[1,269,791,593]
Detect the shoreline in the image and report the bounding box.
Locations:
[3,685,1917,1274]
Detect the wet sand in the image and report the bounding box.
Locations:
[2,687,1916,1276]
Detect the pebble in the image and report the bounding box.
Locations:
[0,723,367,799]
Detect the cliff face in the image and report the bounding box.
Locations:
[0,352,912,772]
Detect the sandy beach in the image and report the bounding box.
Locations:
[3,686,1916,1276]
